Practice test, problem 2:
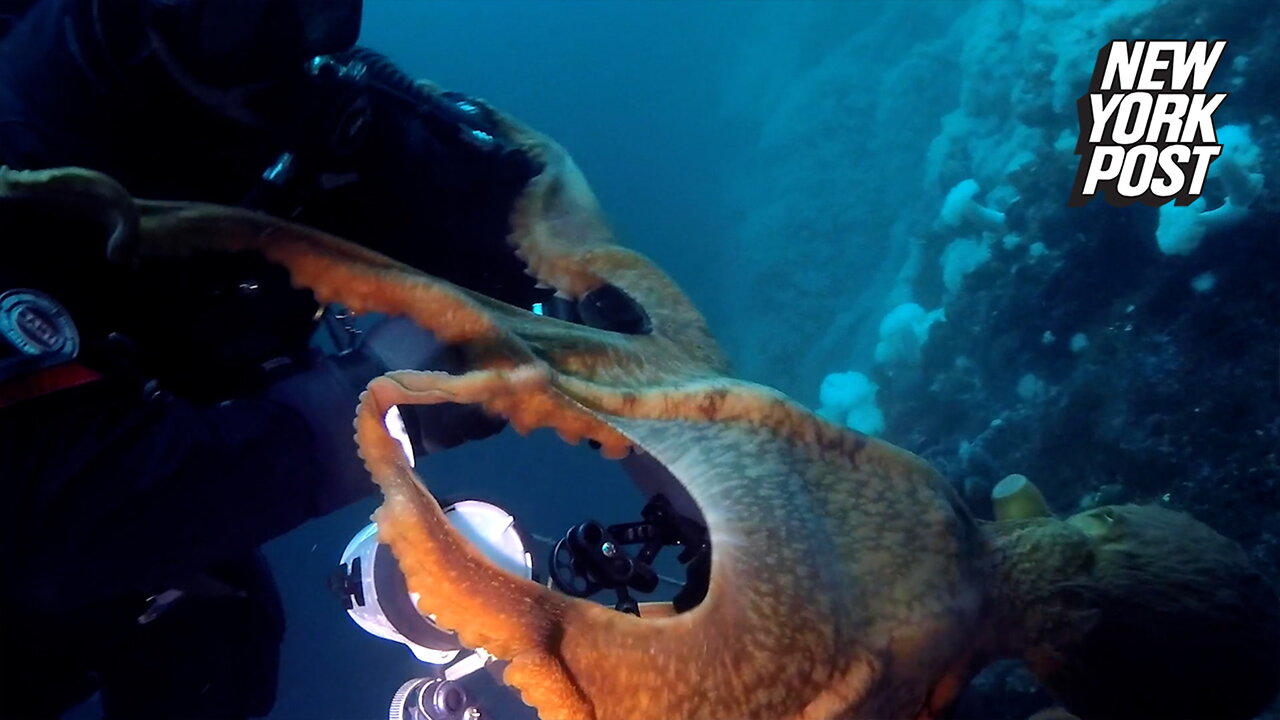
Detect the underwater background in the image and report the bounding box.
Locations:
[259,1,1279,718]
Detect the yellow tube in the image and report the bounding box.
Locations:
[991,473,1052,521]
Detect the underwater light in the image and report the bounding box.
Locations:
[335,499,531,719]
[334,500,532,664]
[384,405,416,468]
[389,676,481,720]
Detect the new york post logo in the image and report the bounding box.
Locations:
[1069,40,1228,208]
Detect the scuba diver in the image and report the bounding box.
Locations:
[0,0,574,717]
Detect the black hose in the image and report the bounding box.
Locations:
[340,46,502,140]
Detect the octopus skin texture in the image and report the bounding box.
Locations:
[2,99,1277,720]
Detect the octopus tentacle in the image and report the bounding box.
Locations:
[0,106,994,719]
[360,368,885,720]
[0,167,699,385]
[0,166,138,261]
[356,373,593,719]
[135,203,517,346]
[380,369,631,456]
[494,113,727,374]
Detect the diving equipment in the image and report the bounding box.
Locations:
[334,498,532,719]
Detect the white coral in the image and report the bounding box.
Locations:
[1156,124,1265,256]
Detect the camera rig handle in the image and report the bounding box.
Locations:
[548,494,710,616]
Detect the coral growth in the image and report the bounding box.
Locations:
[777,1,1280,717]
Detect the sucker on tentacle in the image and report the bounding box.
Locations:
[358,367,893,720]
[0,153,989,720]
[5,91,1275,720]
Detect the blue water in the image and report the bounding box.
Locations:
[263,2,1280,718]
[269,7,747,711]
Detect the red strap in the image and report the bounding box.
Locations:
[0,362,103,409]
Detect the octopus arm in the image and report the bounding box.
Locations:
[0,111,979,718]
[360,369,883,720]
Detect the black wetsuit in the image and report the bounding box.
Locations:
[0,1,542,717]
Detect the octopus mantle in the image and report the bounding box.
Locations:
[0,113,1021,720]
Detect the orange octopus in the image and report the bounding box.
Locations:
[2,96,1277,720]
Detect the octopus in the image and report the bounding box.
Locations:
[2,98,1278,720]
